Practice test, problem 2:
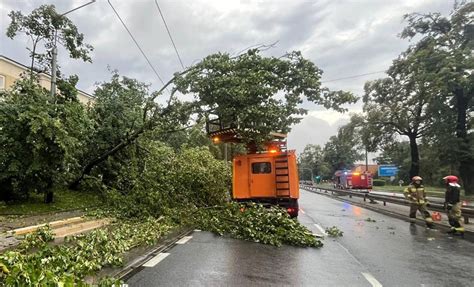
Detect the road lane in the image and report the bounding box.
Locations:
[299,189,474,286]
[126,189,474,286]
[126,229,369,286]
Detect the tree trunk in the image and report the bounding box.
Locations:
[69,126,145,190]
[459,158,474,195]
[454,87,474,195]
[44,178,54,203]
[408,134,420,179]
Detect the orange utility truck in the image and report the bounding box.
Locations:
[207,117,300,217]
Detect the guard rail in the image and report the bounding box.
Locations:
[300,184,474,224]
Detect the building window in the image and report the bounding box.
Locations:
[252,162,271,174]
[0,75,5,90]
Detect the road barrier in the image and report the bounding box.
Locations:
[300,184,474,224]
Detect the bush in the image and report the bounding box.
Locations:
[373,179,386,186]
[104,144,231,218]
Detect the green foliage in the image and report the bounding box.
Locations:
[325,226,343,237]
[298,144,331,179]
[323,126,364,173]
[373,179,386,186]
[174,49,356,145]
[0,218,174,286]
[104,145,231,218]
[0,79,92,201]
[70,72,193,189]
[193,203,323,247]
[6,4,93,73]
[19,225,55,250]
[400,1,474,193]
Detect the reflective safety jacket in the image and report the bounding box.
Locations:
[445,183,461,204]
[404,184,426,204]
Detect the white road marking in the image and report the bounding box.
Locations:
[176,236,193,244]
[143,253,170,267]
[336,242,364,267]
[361,272,383,287]
[314,224,327,236]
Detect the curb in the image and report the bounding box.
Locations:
[302,187,474,242]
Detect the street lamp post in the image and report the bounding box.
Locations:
[50,0,96,97]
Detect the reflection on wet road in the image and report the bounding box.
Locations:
[126,190,474,286]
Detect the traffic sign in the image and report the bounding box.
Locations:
[378,165,398,177]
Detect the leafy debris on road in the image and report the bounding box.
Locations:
[18,225,55,250]
[0,218,174,286]
[193,203,323,248]
[365,217,377,222]
[325,226,343,237]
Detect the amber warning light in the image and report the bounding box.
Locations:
[212,136,220,144]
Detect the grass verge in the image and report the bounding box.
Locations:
[0,189,103,216]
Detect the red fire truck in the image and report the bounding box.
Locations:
[334,170,372,189]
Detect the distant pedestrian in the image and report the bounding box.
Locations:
[443,175,464,235]
[403,176,434,228]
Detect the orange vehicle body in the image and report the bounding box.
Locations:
[205,116,299,216]
[232,150,300,217]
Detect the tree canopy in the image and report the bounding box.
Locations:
[174,49,357,144]
[6,4,93,75]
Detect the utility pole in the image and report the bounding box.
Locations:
[365,147,368,172]
[50,31,58,97]
[50,0,96,97]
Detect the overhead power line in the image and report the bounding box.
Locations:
[154,0,185,70]
[322,70,387,83]
[107,0,166,86]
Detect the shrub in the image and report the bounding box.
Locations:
[373,179,386,186]
[104,144,231,218]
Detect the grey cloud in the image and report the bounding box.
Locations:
[0,0,456,152]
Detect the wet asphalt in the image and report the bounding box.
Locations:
[126,190,474,286]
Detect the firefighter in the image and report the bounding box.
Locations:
[403,176,434,228]
[443,175,464,235]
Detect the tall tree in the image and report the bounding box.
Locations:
[363,45,440,178]
[6,4,93,78]
[323,125,364,173]
[298,144,330,180]
[400,1,474,193]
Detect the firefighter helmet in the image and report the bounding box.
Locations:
[443,175,458,183]
[412,176,422,182]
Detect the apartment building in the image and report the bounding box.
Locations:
[0,55,94,104]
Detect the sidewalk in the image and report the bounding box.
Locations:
[0,213,110,252]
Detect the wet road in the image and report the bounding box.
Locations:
[126,190,474,286]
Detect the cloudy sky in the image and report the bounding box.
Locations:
[0,0,454,153]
